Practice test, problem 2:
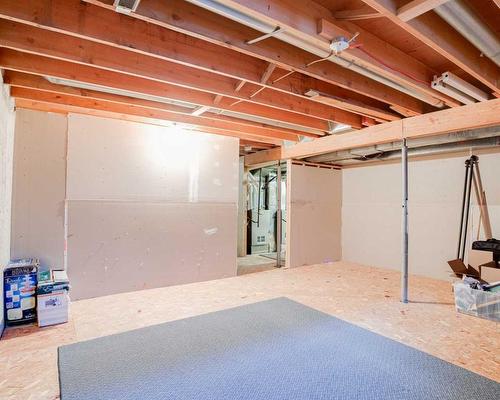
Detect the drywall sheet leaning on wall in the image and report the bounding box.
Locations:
[66,115,239,299]
[342,151,500,281]
[11,109,67,269]
[286,163,342,268]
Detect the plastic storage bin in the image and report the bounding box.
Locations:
[4,258,39,326]
[453,281,500,322]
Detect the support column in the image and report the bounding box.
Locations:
[276,161,282,267]
[401,139,409,303]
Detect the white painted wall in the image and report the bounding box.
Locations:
[11,110,67,269]
[342,151,500,281]
[0,75,15,333]
[65,115,239,299]
[286,162,342,268]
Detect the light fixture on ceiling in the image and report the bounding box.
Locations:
[432,72,489,105]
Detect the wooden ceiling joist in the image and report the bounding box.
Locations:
[397,0,452,22]
[78,0,428,115]
[5,71,321,141]
[334,7,381,21]
[0,48,333,135]
[11,86,300,143]
[193,0,454,108]
[360,0,500,94]
[15,96,285,146]
[0,21,363,129]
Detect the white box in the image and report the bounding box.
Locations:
[37,291,69,327]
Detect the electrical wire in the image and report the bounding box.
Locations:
[351,43,430,87]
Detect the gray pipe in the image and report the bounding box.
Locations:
[435,0,500,67]
[328,136,500,165]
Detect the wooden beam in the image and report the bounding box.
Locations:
[11,86,303,143]
[360,0,500,94]
[245,99,500,162]
[80,0,428,114]
[260,63,276,84]
[397,0,451,22]
[0,21,362,129]
[244,147,282,167]
[334,7,381,21]
[283,99,500,159]
[5,71,314,141]
[0,48,331,134]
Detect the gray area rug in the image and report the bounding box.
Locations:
[58,297,500,400]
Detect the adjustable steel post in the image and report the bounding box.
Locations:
[401,139,409,303]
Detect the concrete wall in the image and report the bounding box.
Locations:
[286,162,342,268]
[0,75,15,333]
[342,150,500,281]
[11,110,67,269]
[10,111,239,300]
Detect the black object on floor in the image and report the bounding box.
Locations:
[58,297,500,400]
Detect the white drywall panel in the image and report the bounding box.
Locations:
[342,151,500,281]
[11,109,67,269]
[66,201,237,300]
[286,163,342,268]
[0,76,15,333]
[66,114,239,203]
[65,114,239,298]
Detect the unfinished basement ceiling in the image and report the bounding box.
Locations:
[0,0,498,161]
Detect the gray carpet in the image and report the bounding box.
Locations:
[58,297,500,400]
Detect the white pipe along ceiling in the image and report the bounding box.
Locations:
[183,0,445,108]
[435,0,500,67]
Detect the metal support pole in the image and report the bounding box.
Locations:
[401,139,409,303]
[276,161,282,268]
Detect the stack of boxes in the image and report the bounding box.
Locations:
[3,258,70,328]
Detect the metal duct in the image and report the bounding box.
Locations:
[332,136,500,165]
[306,126,500,163]
[184,0,444,107]
[435,0,500,67]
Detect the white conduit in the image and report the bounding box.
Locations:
[185,0,445,108]
[435,0,500,67]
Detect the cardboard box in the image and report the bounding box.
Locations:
[480,264,500,284]
[37,291,69,327]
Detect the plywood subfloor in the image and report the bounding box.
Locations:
[1,262,499,399]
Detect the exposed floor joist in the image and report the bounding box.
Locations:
[360,0,500,95]
[79,0,429,115]
[0,21,363,130]
[0,49,332,137]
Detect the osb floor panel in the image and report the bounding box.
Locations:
[1,262,499,399]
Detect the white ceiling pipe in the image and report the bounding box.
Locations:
[184,0,445,108]
[435,0,500,67]
[431,80,476,105]
[441,72,489,102]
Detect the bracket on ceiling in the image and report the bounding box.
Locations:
[246,26,284,45]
